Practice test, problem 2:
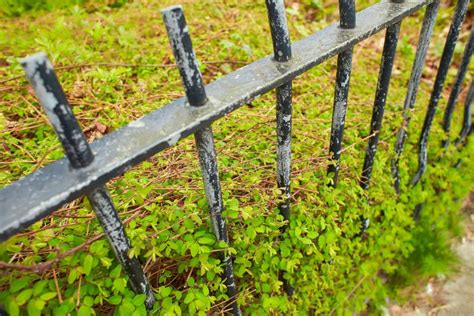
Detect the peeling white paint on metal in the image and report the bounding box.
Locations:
[195,128,226,239]
[20,52,63,133]
[277,143,291,185]
[333,101,347,129]
[161,6,198,86]
[166,132,181,146]
[89,188,130,254]
[270,0,290,49]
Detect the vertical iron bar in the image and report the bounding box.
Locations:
[328,0,356,185]
[360,22,401,190]
[275,82,292,226]
[455,81,474,146]
[21,53,155,309]
[442,27,474,148]
[161,6,241,315]
[265,0,294,297]
[265,0,292,232]
[391,1,439,194]
[338,0,356,29]
[411,0,469,185]
[266,0,292,63]
[161,5,207,107]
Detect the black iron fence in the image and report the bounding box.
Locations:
[0,0,473,313]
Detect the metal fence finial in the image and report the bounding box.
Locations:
[21,52,155,309]
[161,5,207,106]
[20,52,94,168]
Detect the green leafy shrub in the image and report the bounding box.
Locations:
[0,0,129,17]
[0,0,472,314]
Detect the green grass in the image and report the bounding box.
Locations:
[0,0,473,315]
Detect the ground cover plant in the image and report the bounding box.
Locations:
[0,0,473,314]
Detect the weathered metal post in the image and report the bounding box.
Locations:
[328,0,356,185]
[455,81,474,146]
[358,0,403,232]
[360,20,401,190]
[161,6,241,315]
[21,52,155,309]
[391,1,439,193]
[265,0,294,296]
[442,27,474,149]
[411,0,469,185]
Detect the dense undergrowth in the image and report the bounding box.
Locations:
[0,0,473,314]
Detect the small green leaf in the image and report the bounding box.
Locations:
[40,292,57,301]
[6,299,19,316]
[197,237,214,245]
[27,299,44,316]
[190,243,199,257]
[83,254,93,275]
[110,265,122,278]
[68,269,78,284]
[113,278,126,293]
[187,277,195,287]
[78,305,93,316]
[184,292,194,304]
[16,288,33,306]
[159,286,172,298]
[132,294,146,306]
[10,278,29,293]
[119,302,135,315]
[100,257,112,268]
[33,280,48,296]
[108,295,122,305]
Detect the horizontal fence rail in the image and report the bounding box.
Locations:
[0,0,431,241]
[1,0,473,313]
